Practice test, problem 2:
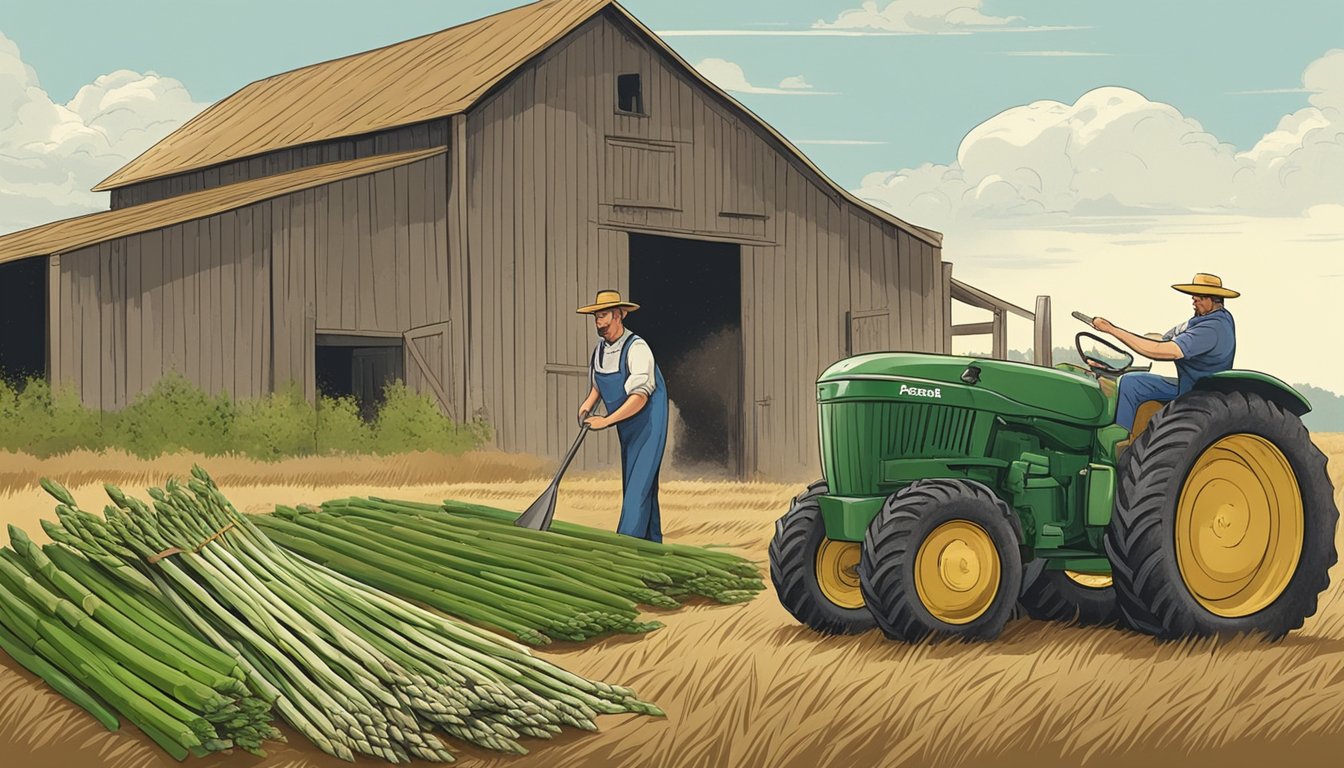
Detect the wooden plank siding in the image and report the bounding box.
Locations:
[457,12,942,476]
[55,154,451,413]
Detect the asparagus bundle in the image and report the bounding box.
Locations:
[0,524,277,760]
[252,496,763,646]
[32,470,662,763]
[439,498,763,602]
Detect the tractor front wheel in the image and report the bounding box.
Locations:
[860,479,1023,642]
[769,480,876,635]
[1105,390,1338,639]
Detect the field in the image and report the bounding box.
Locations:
[2,436,1343,767]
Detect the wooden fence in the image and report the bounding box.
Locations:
[947,277,1053,366]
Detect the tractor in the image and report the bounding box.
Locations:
[769,319,1339,641]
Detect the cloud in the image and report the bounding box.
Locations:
[1304,48,1344,108]
[795,139,889,146]
[1228,87,1313,95]
[815,0,1020,33]
[658,29,910,37]
[658,4,1084,40]
[657,28,1086,38]
[1229,53,1344,99]
[855,49,1344,229]
[692,58,836,96]
[0,31,208,235]
[1004,51,1112,58]
[777,75,814,91]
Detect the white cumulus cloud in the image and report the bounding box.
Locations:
[693,58,836,96]
[0,31,208,234]
[855,49,1344,229]
[815,0,1021,33]
[777,75,814,90]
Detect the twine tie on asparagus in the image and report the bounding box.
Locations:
[148,522,236,564]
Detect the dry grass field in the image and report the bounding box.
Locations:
[1,435,1342,767]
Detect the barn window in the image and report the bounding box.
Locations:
[617,73,644,115]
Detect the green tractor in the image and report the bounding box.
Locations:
[769,323,1338,641]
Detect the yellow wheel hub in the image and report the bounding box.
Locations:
[915,521,1000,624]
[1176,433,1303,617]
[815,539,864,609]
[1065,571,1113,589]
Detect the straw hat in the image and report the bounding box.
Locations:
[575,289,640,314]
[1171,273,1239,299]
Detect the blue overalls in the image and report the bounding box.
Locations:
[593,335,668,543]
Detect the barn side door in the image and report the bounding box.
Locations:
[351,347,404,420]
[847,309,891,355]
[403,322,455,418]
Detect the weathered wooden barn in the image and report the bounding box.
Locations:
[0,0,1023,478]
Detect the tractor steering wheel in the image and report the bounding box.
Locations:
[1076,332,1134,378]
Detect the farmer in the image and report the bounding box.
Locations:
[1090,272,1238,433]
[575,290,668,543]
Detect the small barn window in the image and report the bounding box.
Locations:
[617,73,644,115]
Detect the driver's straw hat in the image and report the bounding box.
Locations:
[1171,273,1239,298]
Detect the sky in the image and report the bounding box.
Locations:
[1,0,1343,393]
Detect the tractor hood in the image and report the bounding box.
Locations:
[817,352,1111,426]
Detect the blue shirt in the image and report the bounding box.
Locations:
[1162,308,1236,393]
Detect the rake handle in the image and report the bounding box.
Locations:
[552,425,590,485]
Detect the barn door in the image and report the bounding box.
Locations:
[847,309,890,355]
[403,322,455,418]
[351,347,404,421]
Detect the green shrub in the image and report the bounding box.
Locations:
[0,374,488,459]
[315,395,372,455]
[116,373,236,458]
[369,381,488,456]
[0,378,107,457]
[231,383,319,460]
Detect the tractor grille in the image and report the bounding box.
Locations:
[819,401,978,495]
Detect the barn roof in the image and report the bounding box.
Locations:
[0,147,445,265]
[94,0,611,192]
[94,0,941,246]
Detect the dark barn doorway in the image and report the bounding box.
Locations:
[0,257,47,385]
[627,234,743,477]
[315,335,404,420]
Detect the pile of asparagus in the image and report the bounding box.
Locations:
[254,496,764,646]
[17,470,662,763]
[0,518,277,759]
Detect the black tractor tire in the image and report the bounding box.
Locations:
[769,480,876,635]
[1105,390,1338,639]
[860,479,1024,642]
[1019,570,1121,626]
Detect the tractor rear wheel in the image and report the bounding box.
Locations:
[769,480,876,635]
[860,479,1023,641]
[1019,569,1120,626]
[1105,390,1338,639]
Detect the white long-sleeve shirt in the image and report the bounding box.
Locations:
[590,329,657,398]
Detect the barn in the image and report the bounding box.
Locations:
[0,0,1036,478]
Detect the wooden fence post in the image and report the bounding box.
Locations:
[1034,295,1052,367]
[942,263,953,353]
[991,309,1007,360]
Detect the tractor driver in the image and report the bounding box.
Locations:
[1089,273,1238,434]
